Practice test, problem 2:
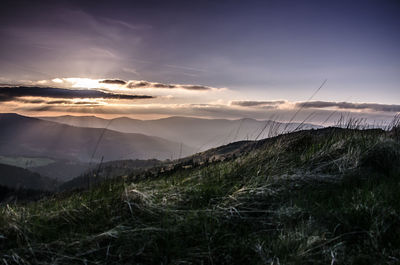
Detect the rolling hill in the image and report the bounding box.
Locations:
[0,163,58,190]
[40,115,322,151]
[0,113,195,163]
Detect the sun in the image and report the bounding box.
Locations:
[63,78,102,89]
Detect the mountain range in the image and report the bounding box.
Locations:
[40,115,322,152]
[0,113,321,187]
[0,113,193,163]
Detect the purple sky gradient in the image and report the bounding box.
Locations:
[0,0,399,122]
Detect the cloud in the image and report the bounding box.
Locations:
[122,67,139,75]
[297,101,400,112]
[8,97,100,105]
[127,81,151,88]
[14,98,47,104]
[231,100,286,107]
[152,83,176,89]
[99,79,127,85]
[230,100,400,113]
[27,77,222,92]
[126,81,176,89]
[73,101,101,105]
[46,100,72,105]
[126,80,218,91]
[102,18,152,31]
[0,86,154,102]
[181,85,213,91]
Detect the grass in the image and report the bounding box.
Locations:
[0,125,399,264]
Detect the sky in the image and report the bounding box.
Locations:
[0,0,399,124]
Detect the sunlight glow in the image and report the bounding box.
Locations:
[51,78,63,83]
[63,78,103,89]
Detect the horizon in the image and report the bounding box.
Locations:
[1,82,398,125]
[2,112,324,126]
[2,112,396,128]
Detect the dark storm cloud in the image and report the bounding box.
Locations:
[99,79,127,85]
[231,100,286,107]
[0,86,154,101]
[297,101,400,113]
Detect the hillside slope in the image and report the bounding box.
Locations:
[1,126,399,264]
[0,113,194,162]
[60,159,163,191]
[0,163,58,190]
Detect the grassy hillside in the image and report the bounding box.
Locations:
[0,126,399,264]
[0,163,59,191]
[0,185,52,204]
[60,159,163,191]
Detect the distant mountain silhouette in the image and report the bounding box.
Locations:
[41,115,322,151]
[0,113,194,162]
